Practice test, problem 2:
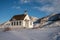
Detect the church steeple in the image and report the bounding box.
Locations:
[24,10,28,15]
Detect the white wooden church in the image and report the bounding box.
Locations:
[2,11,33,28]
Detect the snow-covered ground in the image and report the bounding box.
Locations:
[0,27,60,40]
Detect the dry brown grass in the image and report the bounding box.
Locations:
[3,27,11,32]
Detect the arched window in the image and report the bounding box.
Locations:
[11,22,13,26]
[14,21,15,26]
[19,21,21,25]
[17,21,18,25]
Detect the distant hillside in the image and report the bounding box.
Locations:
[30,16,39,22]
[34,13,60,28]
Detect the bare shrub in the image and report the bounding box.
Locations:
[3,27,11,32]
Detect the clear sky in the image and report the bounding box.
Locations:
[0,0,60,24]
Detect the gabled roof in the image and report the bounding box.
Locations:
[10,14,27,21]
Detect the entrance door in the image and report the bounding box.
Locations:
[25,20,29,28]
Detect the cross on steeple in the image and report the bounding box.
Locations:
[24,10,28,15]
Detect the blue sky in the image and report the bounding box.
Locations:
[0,0,60,24]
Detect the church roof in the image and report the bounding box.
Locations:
[10,14,27,21]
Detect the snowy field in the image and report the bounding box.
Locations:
[0,27,60,40]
